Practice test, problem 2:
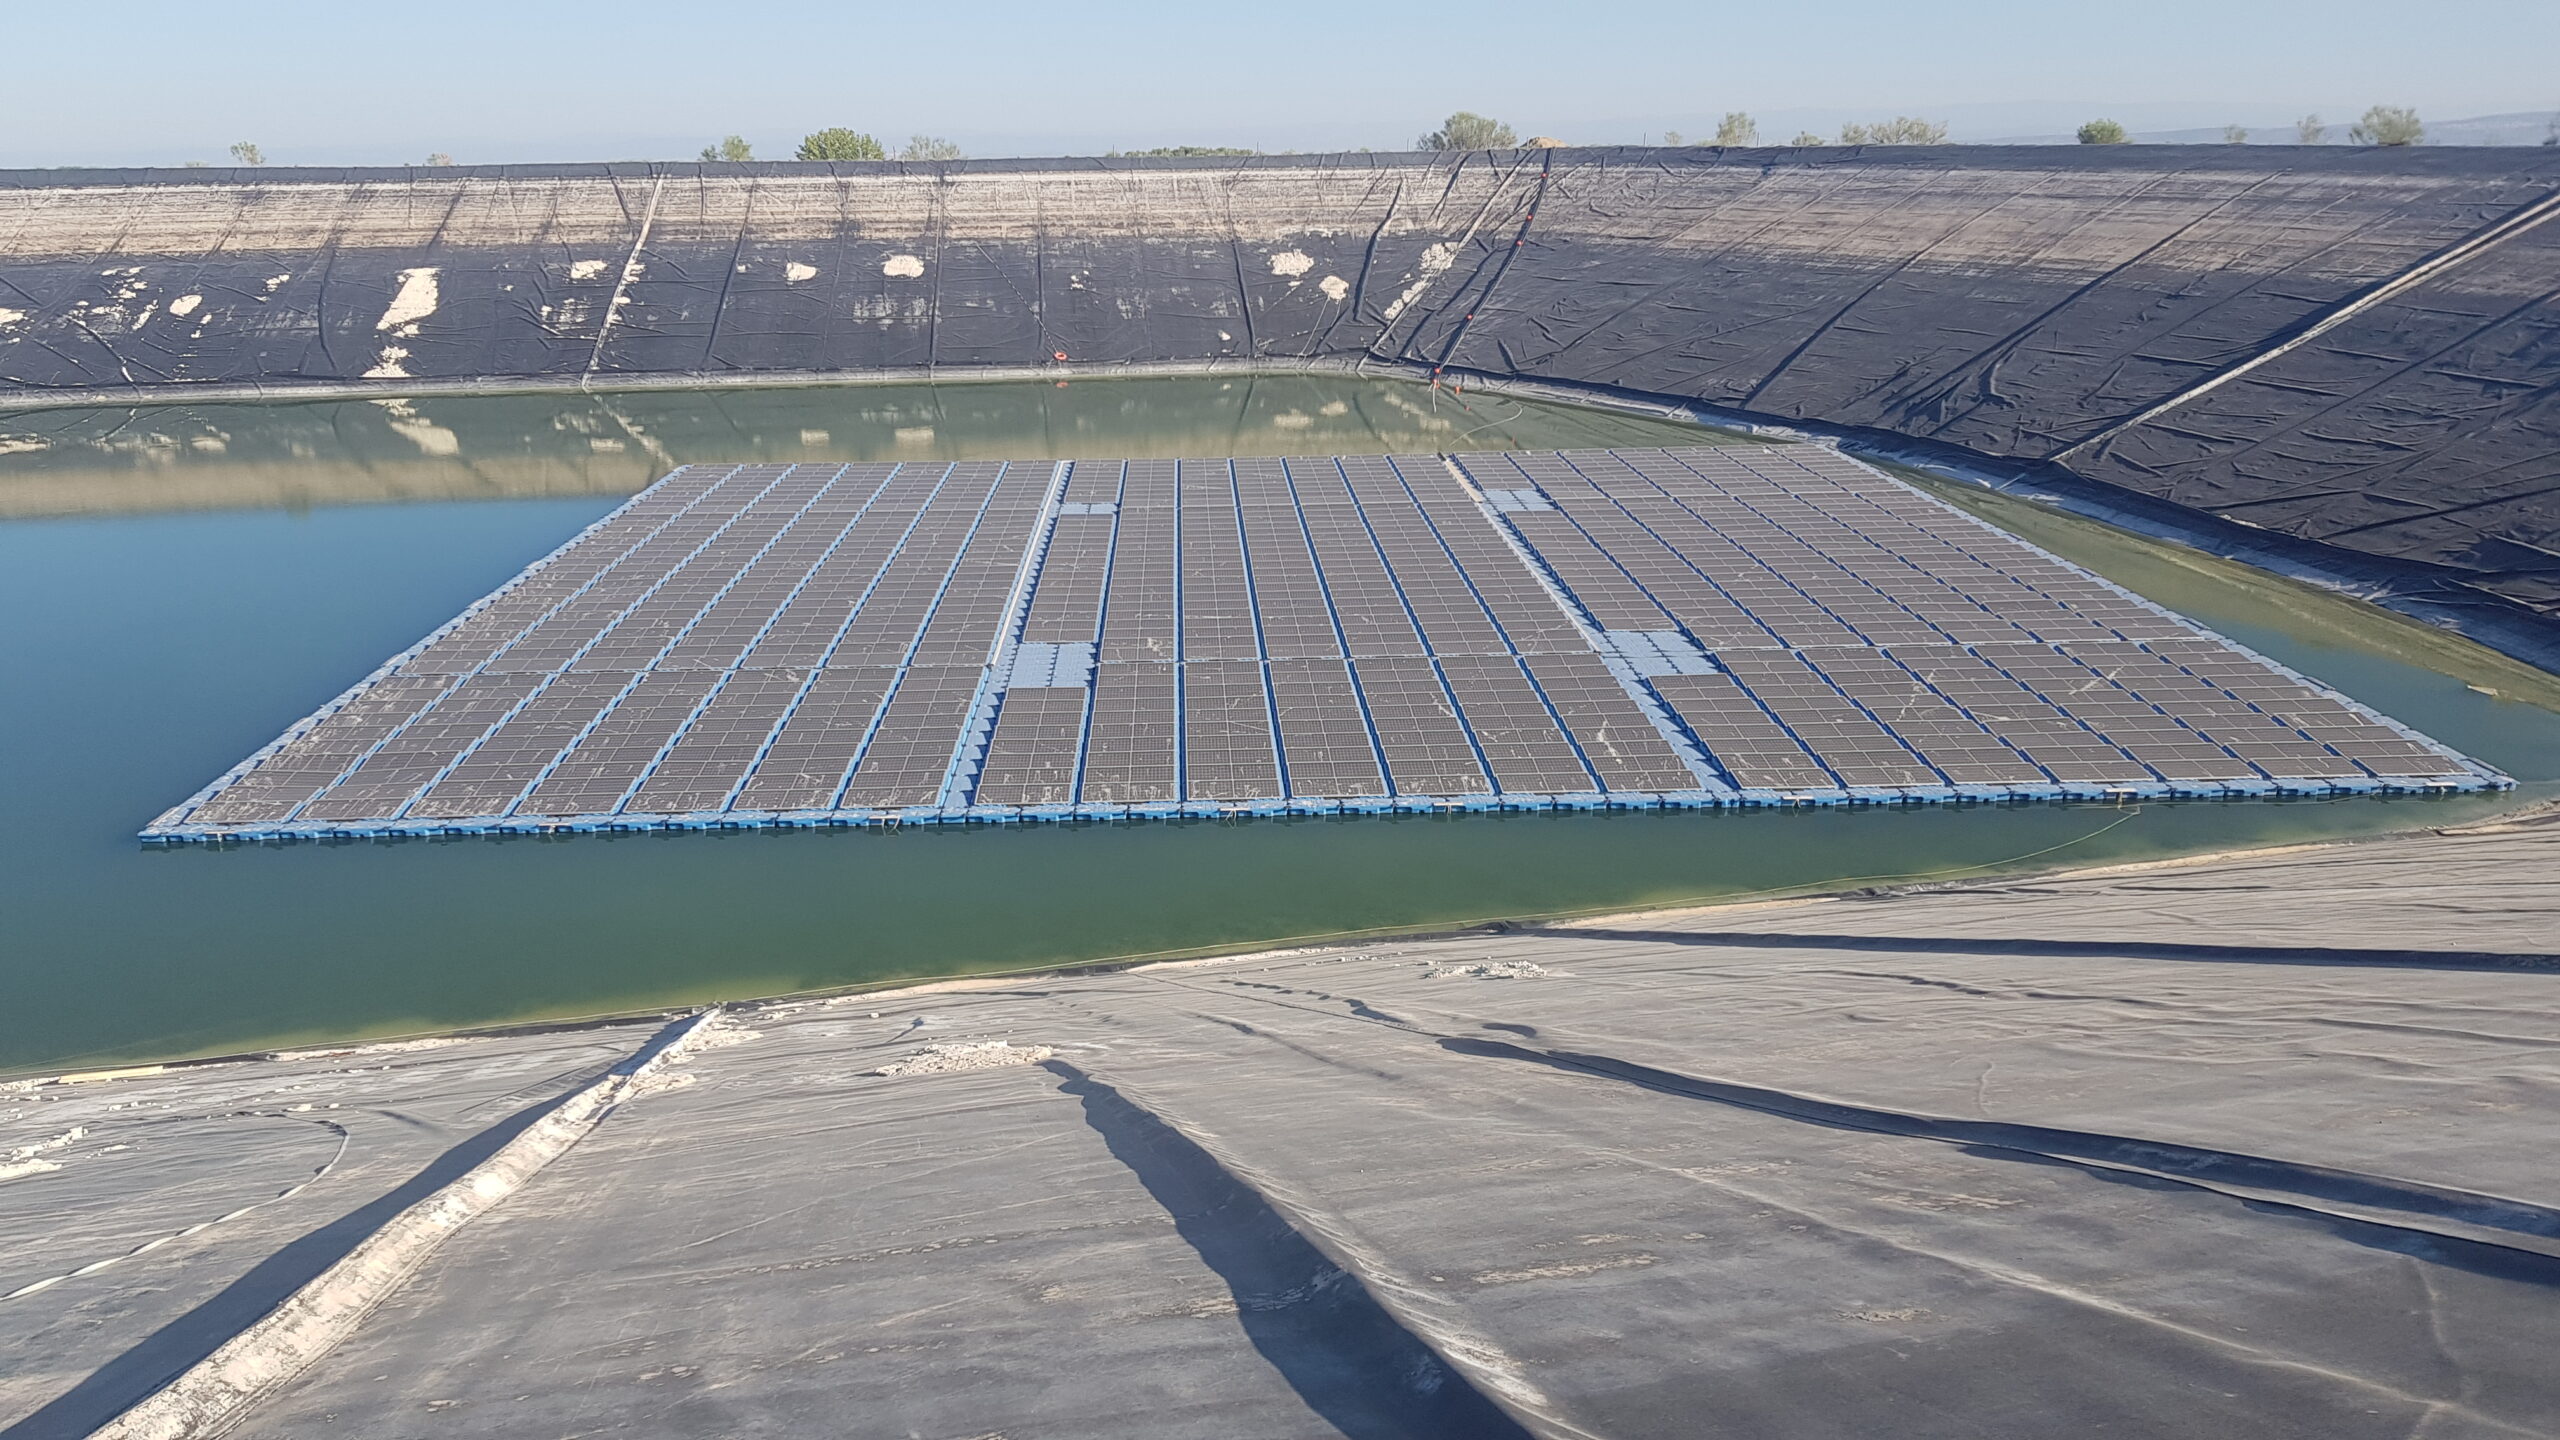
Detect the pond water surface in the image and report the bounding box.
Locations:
[4,377,2554,1074]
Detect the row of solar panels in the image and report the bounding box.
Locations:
[150,448,2499,840]
[968,449,2477,806]
[1438,450,2469,793]
[182,461,1052,824]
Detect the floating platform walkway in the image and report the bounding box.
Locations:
[144,446,2507,843]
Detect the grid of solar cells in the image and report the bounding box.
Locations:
[977,455,1700,808]
[1341,458,1613,795]
[152,445,2499,842]
[1077,459,1181,803]
[1643,673,1836,791]
[1450,447,2486,797]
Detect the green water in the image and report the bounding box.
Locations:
[2,376,2553,1076]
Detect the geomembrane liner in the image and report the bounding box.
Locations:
[144,446,2506,842]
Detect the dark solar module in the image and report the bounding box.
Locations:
[1646,673,1837,791]
[181,674,455,824]
[840,666,997,809]
[1269,657,1388,798]
[1434,654,1600,794]
[517,670,729,816]
[1353,656,1492,796]
[1517,652,1700,792]
[148,446,2501,841]
[1080,661,1181,804]
[1182,659,1283,801]
[729,668,900,812]
[626,670,813,814]
[1795,648,2047,786]
[292,673,547,821]
[971,687,1092,807]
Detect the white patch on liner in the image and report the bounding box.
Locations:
[362,345,411,379]
[1272,411,1313,429]
[881,254,925,279]
[263,274,291,293]
[568,259,607,281]
[0,308,23,327]
[1317,274,1350,302]
[1424,959,1552,979]
[374,268,440,331]
[1268,250,1314,277]
[2,1127,87,1183]
[1473,1253,1656,1285]
[271,1035,467,1061]
[872,1041,1055,1077]
[893,425,936,446]
[168,294,204,318]
[1380,242,1458,323]
[800,428,830,446]
[785,262,818,283]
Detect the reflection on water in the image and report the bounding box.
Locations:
[1,376,2554,1074]
[0,376,1722,518]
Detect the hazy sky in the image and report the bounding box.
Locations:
[9,0,2553,166]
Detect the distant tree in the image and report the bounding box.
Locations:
[2295,113,2327,144]
[2076,119,2129,145]
[1790,131,1827,147]
[1524,136,1566,148]
[2223,125,2249,145]
[424,152,456,166]
[1417,112,1516,150]
[1123,145,1257,157]
[699,135,754,163]
[1661,129,1683,147]
[797,128,886,161]
[2350,105,2423,146]
[1714,111,1758,146]
[183,159,210,168]
[1838,117,1949,145]
[228,141,265,166]
[901,135,965,161]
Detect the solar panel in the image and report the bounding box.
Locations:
[144,447,2507,841]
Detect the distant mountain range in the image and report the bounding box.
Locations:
[1984,111,2560,146]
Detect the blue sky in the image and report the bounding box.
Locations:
[8,0,2553,165]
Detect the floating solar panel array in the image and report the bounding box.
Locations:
[145,447,2506,841]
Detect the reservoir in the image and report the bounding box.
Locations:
[5,376,2556,1074]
